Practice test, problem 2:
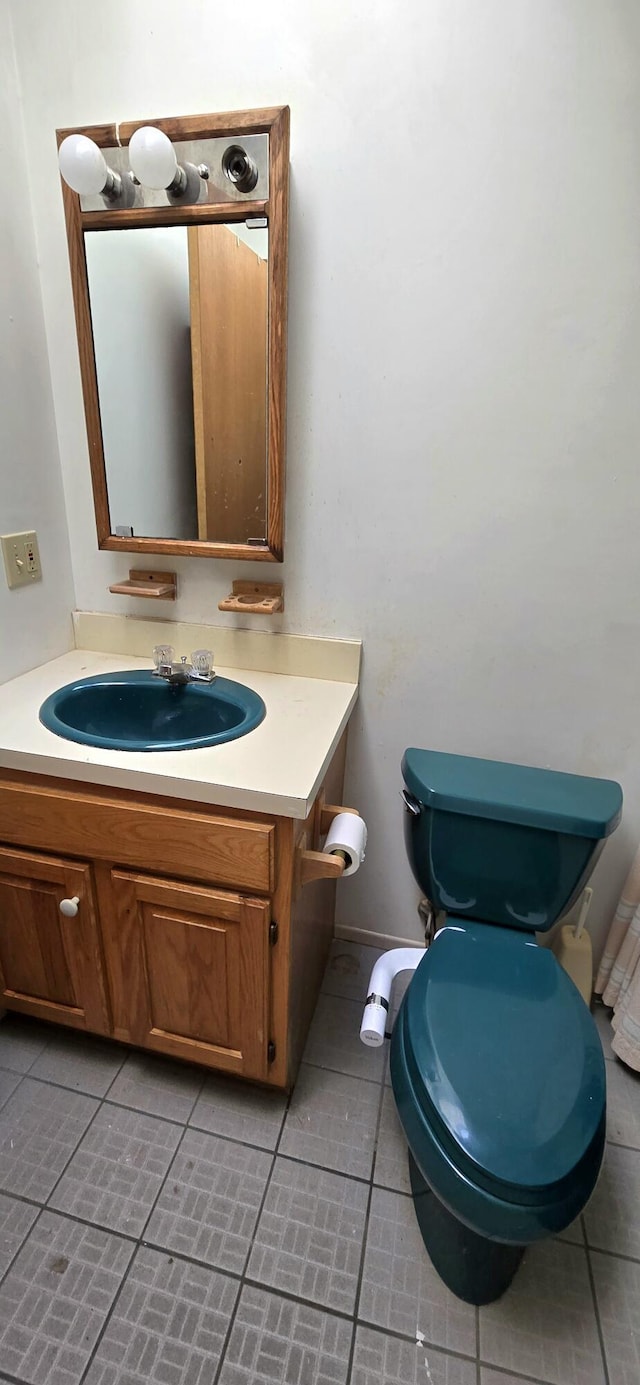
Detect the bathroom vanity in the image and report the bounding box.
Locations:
[0,111,360,1092]
[0,623,360,1091]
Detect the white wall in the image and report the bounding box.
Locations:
[0,1,74,680]
[86,227,197,540]
[10,0,640,959]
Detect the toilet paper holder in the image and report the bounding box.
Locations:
[298,801,362,888]
[299,846,346,888]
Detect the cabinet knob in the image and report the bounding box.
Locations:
[59,896,80,917]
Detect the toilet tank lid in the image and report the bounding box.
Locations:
[402,749,622,839]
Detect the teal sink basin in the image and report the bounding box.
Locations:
[39,670,266,752]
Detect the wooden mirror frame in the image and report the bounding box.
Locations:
[57,106,289,562]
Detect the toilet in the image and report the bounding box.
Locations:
[388,749,622,1304]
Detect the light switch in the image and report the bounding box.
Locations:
[1,531,42,589]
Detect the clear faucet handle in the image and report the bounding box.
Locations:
[153,644,174,668]
[191,648,214,676]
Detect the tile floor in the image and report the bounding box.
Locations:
[0,941,638,1385]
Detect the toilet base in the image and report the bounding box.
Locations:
[408,1151,526,1304]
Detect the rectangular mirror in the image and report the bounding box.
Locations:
[85,222,269,545]
[57,108,289,561]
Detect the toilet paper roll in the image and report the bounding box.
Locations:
[324,812,367,877]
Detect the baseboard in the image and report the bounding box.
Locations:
[334,922,424,951]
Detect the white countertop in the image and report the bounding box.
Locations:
[0,650,359,819]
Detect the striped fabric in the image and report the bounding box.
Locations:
[595,844,640,1072]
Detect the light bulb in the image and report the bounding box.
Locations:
[59,134,110,195]
[129,126,179,189]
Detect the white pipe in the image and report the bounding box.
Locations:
[360,947,423,1047]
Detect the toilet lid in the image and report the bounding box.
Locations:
[401,921,605,1195]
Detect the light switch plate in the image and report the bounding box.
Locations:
[1,531,42,589]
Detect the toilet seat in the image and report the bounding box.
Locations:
[390,920,606,1243]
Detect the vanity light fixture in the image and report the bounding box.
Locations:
[128,126,209,204]
[58,133,127,202]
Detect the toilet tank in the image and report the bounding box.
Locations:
[402,749,622,933]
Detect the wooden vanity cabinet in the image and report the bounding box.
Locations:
[0,737,347,1089]
[104,872,271,1081]
[0,846,109,1034]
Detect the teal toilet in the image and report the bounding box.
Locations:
[390,749,622,1304]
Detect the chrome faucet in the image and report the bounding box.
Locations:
[152,646,216,686]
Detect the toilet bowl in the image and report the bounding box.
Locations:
[374,749,622,1304]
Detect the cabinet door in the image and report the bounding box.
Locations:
[109,871,271,1080]
[0,846,110,1032]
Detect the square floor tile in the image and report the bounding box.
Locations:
[0,1017,52,1073]
[30,1032,125,1098]
[359,1187,476,1357]
[84,1244,239,1385]
[584,1144,640,1258]
[373,1087,411,1194]
[107,1052,203,1123]
[353,1325,476,1385]
[0,1078,98,1202]
[0,1209,134,1385]
[479,1238,606,1385]
[279,1064,381,1179]
[49,1103,182,1237]
[0,1068,21,1112]
[190,1073,287,1150]
[481,1373,549,1385]
[303,994,386,1083]
[606,1060,640,1150]
[591,1249,640,1385]
[218,1284,352,1385]
[146,1127,272,1275]
[322,941,383,1002]
[556,1216,584,1246]
[247,1156,368,1314]
[0,1191,39,1278]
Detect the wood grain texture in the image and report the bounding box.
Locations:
[57,106,289,562]
[189,224,206,539]
[56,123,117,148]
[108,570,177,599]
[218,581,283,614]
[0,846,110,1033]
[299,849,345,887]
[110,870,269,1078]
[57,111,286,148]
[265,106,289,561]
[94,862,141,1043]
[143,908,232,1046]
[189,225,267,544]
[81,200,268,232]
[0,774,274,892]
[60,178,112,548]
[119,109,285,143]
[286,731,348,1084]
[98,533,274,560]
[263,815,295,1090]
[0,735,348,1090]
[318,800,360,836]
[0,879,75,1006]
